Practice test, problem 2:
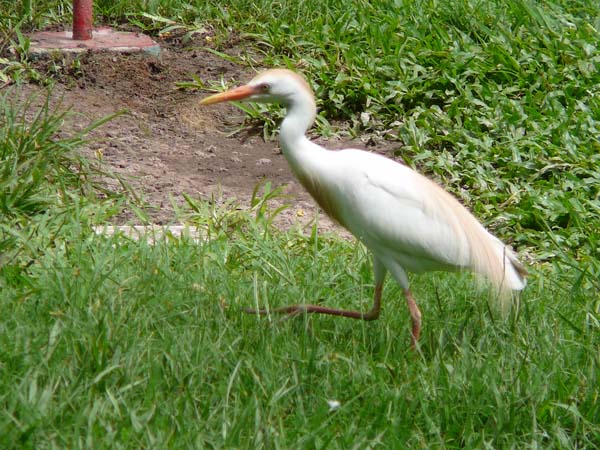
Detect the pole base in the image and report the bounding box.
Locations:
[27,27,161,57]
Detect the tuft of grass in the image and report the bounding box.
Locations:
[1,92,106,218]
[0,89,127,281]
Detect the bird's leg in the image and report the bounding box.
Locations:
[403,289,422,348]
[244,281,384,321]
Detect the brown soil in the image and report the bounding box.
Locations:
[15,29,401,233]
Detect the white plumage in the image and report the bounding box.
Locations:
[201,68,527,347]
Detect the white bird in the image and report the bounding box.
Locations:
[201,69,527,347]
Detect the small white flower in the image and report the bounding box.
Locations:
[326,399,341,411]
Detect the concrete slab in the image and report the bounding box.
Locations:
[93,225,205,244]
[28,26,161,57]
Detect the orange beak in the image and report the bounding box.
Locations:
[200,84,260,105]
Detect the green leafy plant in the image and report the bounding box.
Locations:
[126,11,210,44]
[178,180,290,239]
[0,91,122,218]
[0,26,44,85]
[0,89,128,270]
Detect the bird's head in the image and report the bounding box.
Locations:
[200,69,315,108]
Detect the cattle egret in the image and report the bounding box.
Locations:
[201,69,527,347]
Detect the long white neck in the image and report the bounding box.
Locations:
[279,94,322,165]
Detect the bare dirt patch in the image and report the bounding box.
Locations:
[16,31,400,232]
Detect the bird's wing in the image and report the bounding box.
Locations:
[333,150,474,271]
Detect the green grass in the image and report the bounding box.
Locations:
[1,0,599,447]
[1,209,598,448]
[0,89,125,269]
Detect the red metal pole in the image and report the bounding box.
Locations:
[72,0,93,40]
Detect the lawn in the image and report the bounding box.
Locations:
[1,0,599,448]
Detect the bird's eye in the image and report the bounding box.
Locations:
[260,83,270,92]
